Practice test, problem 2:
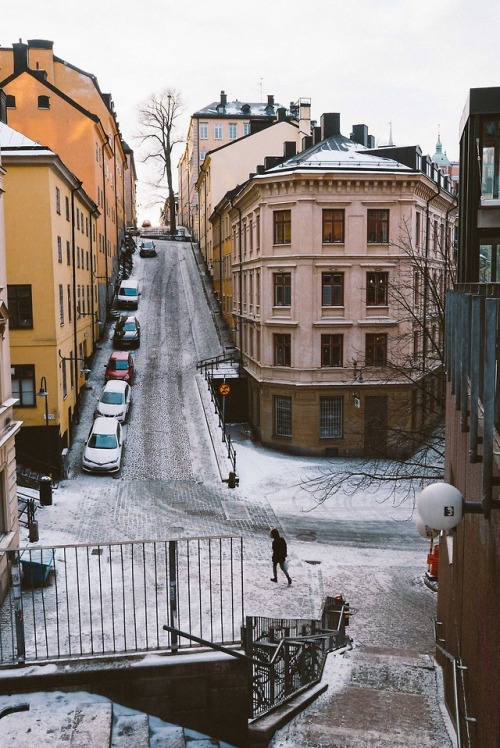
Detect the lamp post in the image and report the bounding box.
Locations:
[36,376,50,471]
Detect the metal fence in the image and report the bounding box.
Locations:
[245,595,351,718]
[0,535,244,666]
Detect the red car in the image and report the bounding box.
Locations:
[104,351,135,384]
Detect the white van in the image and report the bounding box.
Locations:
[117,279,139,310]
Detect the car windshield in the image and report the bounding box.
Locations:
[122,288,136,296]
[123,322,136,331]
[88,433,118,449]
[143,242,154,248]
[100,392,124,405]
[109,361,129,370]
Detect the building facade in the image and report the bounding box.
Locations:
[0,112,23,605]
[178,91,309,240]
[1,121,99,476]
[0,39,132,327]
[224,114,457,457]
[437,87,500,748]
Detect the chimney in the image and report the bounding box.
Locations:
[264,155,282,170]
[267,94,274,107]
[302,135,313,150]
[220,90,227,106]
[12,41,28,74]
[283,141,296,160]
[277,107,287,122]
[351,124,369,147]
[313,126,322,145]
[321,113,341,140]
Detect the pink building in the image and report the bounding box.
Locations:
[223,114,457,456]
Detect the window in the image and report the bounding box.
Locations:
[274,395,292,437]
[274,334,291,366]
[320,397,343,438]
[7,285,33,328]
[367,209,389,243]
[214,123,223,139]
[274,272,291,306]
[481,119,500,200]
[67,285,72,322]
[57,236,62,263]
[366,271,388,306]
[365,333,388,366]
[322,209,344,243]
[56,186,61,214]
[273,210,291,244]
[321,334,343,367]
[229,123,237,139]
[6,94,15,108]
[322,272,344,306]
[66,240,71,265]
[59,285,64,325]
[76,209,80,231]
[65,195,70,221]
[479,241,500,282]
[243,123,251,136]
[11,364,35,406]
[37,95,50,109]
[200,122,208,139]
[415,211,421,247]
[200,151,206,161]
[62,359,67,399]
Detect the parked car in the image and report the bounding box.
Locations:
[95,381,132,423]
[104,351,135,384]
[113,315,141,349]
[117,279,139,310]
[140,240,157,258]
[82,417,123,474]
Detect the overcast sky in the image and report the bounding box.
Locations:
[1,0,498,223]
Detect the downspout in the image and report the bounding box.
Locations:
[89,206,97,348]
[101,139,109,306]
[444,198,458,296]
[70,184,81,422]
[423,185,441,373]
[229,197,243,371]
[113,133,125,250]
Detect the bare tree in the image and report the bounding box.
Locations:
[302,215,457,512]
[136,89,184,234]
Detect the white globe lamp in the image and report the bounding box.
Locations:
[416,482,463,532]
[415,512,440,539]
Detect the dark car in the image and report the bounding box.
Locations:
[113,316,140,349]
[140,240,157,258]
[104,351,135,384]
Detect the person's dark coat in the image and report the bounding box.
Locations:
[272,536,287,564]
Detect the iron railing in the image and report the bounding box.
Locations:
[245,595,351,718]
[0,535,244,666]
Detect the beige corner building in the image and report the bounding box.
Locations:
[221,114,457,456]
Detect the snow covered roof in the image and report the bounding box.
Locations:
[269,133,414,175]
[0,121,52,155]
[195,100,286,118]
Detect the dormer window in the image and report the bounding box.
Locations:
[241,104,251,114]
[6,95,16,108]
[38,95,50,109]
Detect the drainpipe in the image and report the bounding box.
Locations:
[101,139,109,306]
[423,185,441,373]
[229,197,243,373]
[71,184,82,421]
[444,199,457,296]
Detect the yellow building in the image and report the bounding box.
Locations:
[0,108,23,604]
[1,121,99,476]
[0,39,131,325]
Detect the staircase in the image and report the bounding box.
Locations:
[0,695,237,747]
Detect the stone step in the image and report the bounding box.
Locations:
[65,702,113,746]
[112,713,150,747]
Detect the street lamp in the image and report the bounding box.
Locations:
[36,376,50,470]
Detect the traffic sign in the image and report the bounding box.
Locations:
[219,383,231,396]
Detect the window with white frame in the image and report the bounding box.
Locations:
[243,123,251,136]
[57,236,62,263]
[320,396,343,438]
[229,123,237,139]
[200,122,208,139]
[214,123,223,139]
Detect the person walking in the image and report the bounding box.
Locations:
[270,528,292,585]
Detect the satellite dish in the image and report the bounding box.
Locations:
[416,482,463,532]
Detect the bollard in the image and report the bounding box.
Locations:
[39,475,52,506]
[28,521,39,543]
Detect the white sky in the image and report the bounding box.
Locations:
[1,0,498,223]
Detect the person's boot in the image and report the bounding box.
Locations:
[287,577,292,585]
[270,577,277,582]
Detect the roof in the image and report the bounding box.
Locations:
[269,133,413,175]
[0,120,51,153]
[194,100,286,118]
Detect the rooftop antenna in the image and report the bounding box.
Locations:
[259,77,263,103]
[388,121,394,146]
